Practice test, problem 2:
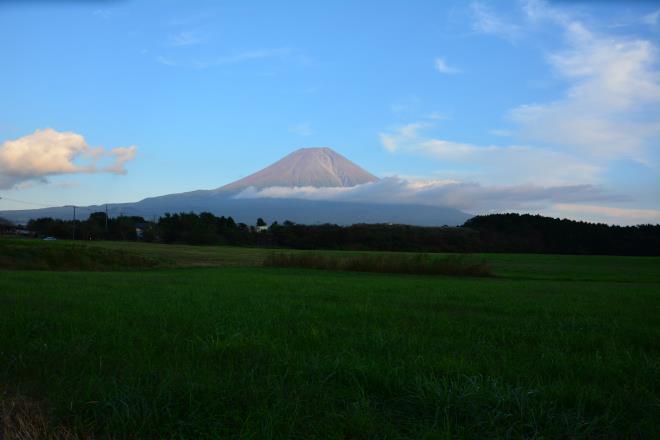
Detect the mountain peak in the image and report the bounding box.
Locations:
[218,147,379,191]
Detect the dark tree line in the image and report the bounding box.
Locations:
[20,211,660,256]
[464,213,660,256]
[158,212,248,245]
[27,214,149,241]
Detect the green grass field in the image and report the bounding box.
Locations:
[1,238,659,438]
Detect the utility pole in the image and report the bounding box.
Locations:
[66,205,77,240]
[72,205,76,240]
[105,204,109,235]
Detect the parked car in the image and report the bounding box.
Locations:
[42,236,57,241]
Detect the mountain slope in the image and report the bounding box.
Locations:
[0,197,470,227]
[218,147,378,191]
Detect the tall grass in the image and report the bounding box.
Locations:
[0,240,159,271]
[263,252,492,277]
[1,394,84,440]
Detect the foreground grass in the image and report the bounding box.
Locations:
[1,264,659,438]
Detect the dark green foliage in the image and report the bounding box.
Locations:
[465,213,660,255]
[27,214,144,242]
[23,211,660,255]
[154,212,239,245]
[263,252,491,277]
[0,217,14,234]
[0,239,160,270]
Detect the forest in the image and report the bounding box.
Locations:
[3,212,657,256]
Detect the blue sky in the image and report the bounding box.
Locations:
[1,0,659,224]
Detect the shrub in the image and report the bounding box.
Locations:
[263,252,491,277]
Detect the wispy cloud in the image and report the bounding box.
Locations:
[213,48,292,65]
[507,2,660,162]
[470,1,522,42]
[379,122,601,186]
[0,128,136,189]
[379,122,428,153]
[169,31,205,47]
[435,57,460,74]
[155,55,177,66]
[155,47,294,69]
[642,9,660,26]
[377,0,660,224]
[390,1,659,184]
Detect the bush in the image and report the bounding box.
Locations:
[263,252,491,277]
[0,240,160,271]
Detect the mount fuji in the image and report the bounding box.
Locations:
[0,148,471,226]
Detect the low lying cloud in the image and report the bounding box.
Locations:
[0,128,137,189]
[552,203,660,225]
[233,177,625,214]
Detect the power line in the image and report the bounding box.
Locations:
[0,196,99,212]
[0,196,163,222]
[0,196,53,207]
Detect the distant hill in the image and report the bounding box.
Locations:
[0,148,471,226]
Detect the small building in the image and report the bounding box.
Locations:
[135,222,150,239]
[256,225,269,233]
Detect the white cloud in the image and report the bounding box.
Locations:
[233,177,624,215]
[379,122,428,152]
[509,1,660,161]
[421,140,601,185]
[155,55,177,66]
[379,123,601,185]
[435,57,460,74]
[395,1,659,188]
[372,0,660,224]
[552,203,660,225]
[156,47,294,69]
[470,2,522,42]
[0,128,137,189]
